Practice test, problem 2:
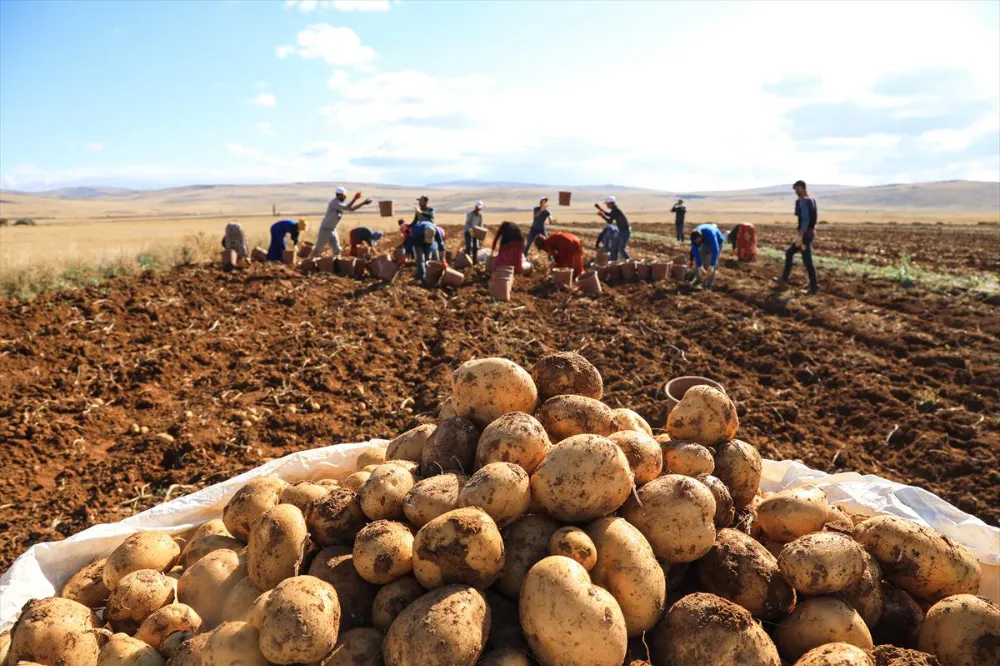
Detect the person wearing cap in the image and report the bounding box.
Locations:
[671,198,687,242]
[464,201,485,264]
[596,196,631,261]
[267,218,307,261]
[348,227,384,257]
[688,222,726,288]
[405,201,445,282]
[534,231,585,277]
[310,187,371,259]
[524,197,551,257]
[491,221,527,274]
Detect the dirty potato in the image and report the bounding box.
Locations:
[474,412,551,474]
[383,585,490,666]
[222,478,288,543]
[535,395,617,441]
[385,424,436,462]
[622,474,716,563]
[530,434,633,522]
[695,474,736,528]
[776,597,874,662]
[277,481,330,513]
[872,584,924,648]
[177,548,246,628]
[358,464,416,521]
[342,472,371,492]
[135,604,202,652]
[548,527,597,571]
[356,446,387,469]
[97,633,165,666]
[917,594,1000,666]
[452,357,539,428]
[659,439,715,477]
[258,576,341,665]
[458,462,531,527]
[665,385,739,446]
[611,408,653,435]
[778,532,868,595]
[371,576,425,631]
[8,597,101,666]
[307,546,377,630]
[306,487,367,547]
[412,507,504,589]
[61,558,111,608]
[403,473,466,528]
[104,531,181,590]
[352,520,414,585]
[181,535,245,569]
[421,416,480,476]
[531,351,603,401]
[609,430,663,485]
[494,514,561,599]
[757,485,830,543]
[795,643,874,666]
[713,439,763,508]
[106,569,176,634]
[247,504,308,591]
[838,551,884,629]
[202,622,267,666]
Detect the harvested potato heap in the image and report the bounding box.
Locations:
[5,353,993,666]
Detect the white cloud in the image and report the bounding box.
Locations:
[246,92,277,107]
[1,174,16,189]
[284,0,392,12]
[85,142,105,151]
[256,122,275,136]
[276,24,374,67]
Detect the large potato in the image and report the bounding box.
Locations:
[412,507,504,589]
[247,504,308,591]
[609,430,662,485]
[778,532,868,595]
[202,622,267,666]
[104,531,181,590]
[385,423,436,462]
[106,569,176,633]
[695,528,795,621]
[403,472,465,527]
[586,517,666,637]
[757,485,830,543]
[660,438,715,477]
[548,526,597,570]
[650,593,780,666]
[713,439,762,508]
[530,434,632,521]
[307,546,377,630]
[519,556,627,666]
[794,643,874,666]
[357,464,416,520]
[61,558,111,608]
[278,481,330,512]
[135,604,202,651]
[259,576,341,664]
[222,477,288,542]
[917,594,1000,666]
[452,357,538,428]
[8,597,101,666]
[384,585,490,666]
[371,576,424,631]
[776,598,874,662]
[356,446,387,469]
[535,395,616,440]
[458,462,531,527]
[353,520,414,584]
[666,385,738,445]
[421,416,479,476]
[307,487,367,547]
[696,473,736,528]
[474,412,550,473]
[97,633,164,666]
[181,535,244,569]
[494,514,560,599]
[178,548,246,628]
[531,351,603,401]
[853,515,981,602]
[611,407,652,435]
[221,577,264,624]
[839,551,884,628]
[622,474,716,563]
[322,628,383,666]
[872,584,924,648]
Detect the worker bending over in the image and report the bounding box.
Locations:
[595,218,619,254]
[689,223,725,288]
[535,232,585,277]
[221,222,250,262]
[405,214,445,282]
[310,186,371,259]
[492,221,527,274]
[267,219,306,261]
[349,227,384,257]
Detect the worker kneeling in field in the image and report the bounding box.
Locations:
[221,222,250,263]
[491,221,527,274]
[689,223,725,288]
[405,216,445,282]
[348,227,384,257]
[267,219,307,261]
[310,186,371,259]
[535,231,585,277]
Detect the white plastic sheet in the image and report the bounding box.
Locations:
[2,442,998,631]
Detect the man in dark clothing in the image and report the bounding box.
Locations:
[596,196,630,261]
[524,197,551,257]
[775,180,819,294]
[671,199,687,241]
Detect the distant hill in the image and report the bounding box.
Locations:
[36,186,137,200]
[424,179,551,189]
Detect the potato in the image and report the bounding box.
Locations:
[202,622,267,666]
[660,439,715,476]
[530,434,633,522]
[316,478,342,489]
[478,648,531,666]
[357,446,387,469]
[495,514,560,598]
[696,474,735,528]
[587,517,666,636]
[187,519,232,541]
[258,576,341,664]
[622,474,716,563]
[244,591,271,629]
[827,505,856,534]
[159,631,193,661]
[385,459,419,474]
[778,532,868,595]
[306,486,367,547]
[853,515,981,602]
[917,594,999,666]
[221,577,264,624]
[412,507,504,589]
[872,584,924,648]
[839,551,884,628]
[535,395,616,440]
[530,351,603,401]
[135,604,202,652]
[307,546,377,630]
[714,439,763,508]
[61,558,111,608]
[695,528,796,621]
[403,472,465,527]
[177,548,246,628]
[609,430,663,485]
[163,632,208,666]
[757,485,830,543]
[420,416,479,476]
[246,504,308,591]
[385,423,436,462]
[458,462,530,527]
[611,407,652,435]
[776,597,874,662]
[548,527,597,570]
[650,593,780,666]
[222,477,288,542]
[277,481,330,512]
[322,628,383,666]
[343,472,371,491]
[665,385,739,445]
[107,569,176,633]
[358,464,416,520]
[438,398,458,422]
[361,464,380,473]
[452,357,538,428]
[474,412,551,474]
[869,646,939,666]
[181,535,245,569]
[104,532,181,590]
[371,576,425,631]
[352,520,414,584]
[97,633,165,666]
[795,643,874,666]
[384,585,490,666]
[8,597,101,666]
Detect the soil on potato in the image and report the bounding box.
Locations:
[0,222,997,570]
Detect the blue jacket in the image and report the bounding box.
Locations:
[691,223,725,268]
[405,221,445,253]
[596,224,619,250]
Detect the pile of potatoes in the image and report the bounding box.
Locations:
[2,352,996,666]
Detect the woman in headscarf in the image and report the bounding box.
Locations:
[348,227,384,257]
[267,219,307,261]
[491,221,526,274]
[221,222,250,263]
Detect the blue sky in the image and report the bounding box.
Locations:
[1,0,998,191]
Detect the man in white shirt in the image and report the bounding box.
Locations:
[309,186,371,259]
[464,201,484,264]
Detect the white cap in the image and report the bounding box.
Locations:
[335,186,346,195]
[604,196,616,204]
[475,200,484,207]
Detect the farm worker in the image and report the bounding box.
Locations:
[689,223,725,288]
[595,218,619,253]
[348,227,384,257]
[492,221,527,274]
[405,216,445,282]
[671,199,687,242]
[309,186,372,259]
[524,197,551,257]
[266,219,307,261]
[534,231,585,277]
[596,196,631,261]
[464,201,485,264]
[775,180,819,294]
[397,218,413,258]
[221,222,250,261]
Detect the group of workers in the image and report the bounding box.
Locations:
[223,179,819,294]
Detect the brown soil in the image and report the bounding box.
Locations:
[1,222,997,570]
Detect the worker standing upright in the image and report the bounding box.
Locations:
[310,186,371,259]
[596,196,630,261]
[671,199,687,242]
[775,180,819,294]
[465,201,485,264]
[524,197,551,257]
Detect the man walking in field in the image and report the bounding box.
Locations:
[671,198,687,241]
[775,179,819,294]
[310,186,371,259]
